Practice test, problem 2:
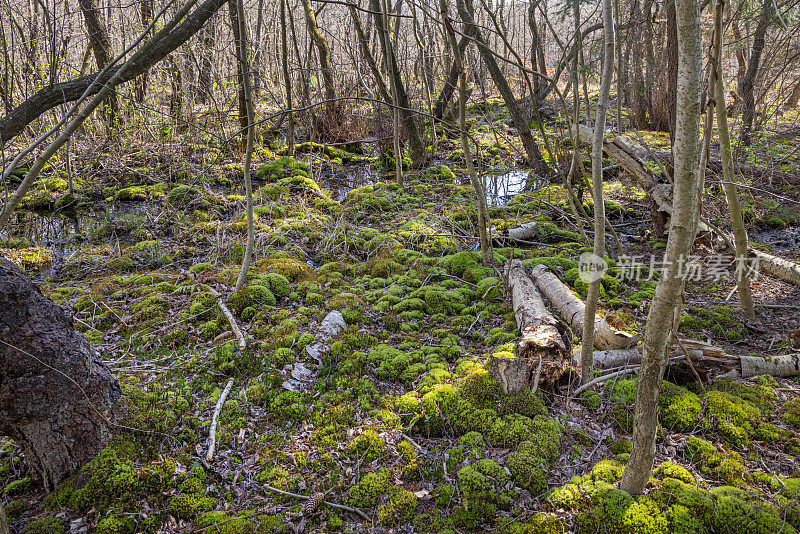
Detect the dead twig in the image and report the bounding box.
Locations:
[206,378,234,462]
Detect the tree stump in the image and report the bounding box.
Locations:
[0,257,121,490]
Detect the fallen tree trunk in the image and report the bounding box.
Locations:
[531,264,639,350]
[572,124,658,189]
[490,260,571,393]
[751,249,800,287]
[0,257,121,490]
[574,338,727,369]
[575,343,799,378]
[740,354,800,378]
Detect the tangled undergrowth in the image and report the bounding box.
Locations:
[1,118,799,533]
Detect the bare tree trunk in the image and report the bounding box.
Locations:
[134,0,153,103]
[232,0,255,293]
[739,0,772,147]
[621,0,702,496]
[456,0,550,176]
[0,0,231,149]
[300,0,336,115]
[197,21,215,104]
[78,0,118,118]
[369,0,425,164]
[581,0,615,385]
[228,0,247,131]
[441,0,491,263]
[281,0,295,156]
[711,0,755,319]
[0,257,121,491]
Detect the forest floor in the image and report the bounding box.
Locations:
[1,102,800,533]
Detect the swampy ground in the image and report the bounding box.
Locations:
[2,102,800,533]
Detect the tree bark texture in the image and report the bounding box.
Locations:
[739,0,772,147]
[490,260,571,393]
[0,257,121,491]
[621,0,701,495]
[531,265,639,350]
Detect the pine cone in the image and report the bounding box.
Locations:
[302,492,325,516]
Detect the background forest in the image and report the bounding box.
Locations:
[1,0,800,531]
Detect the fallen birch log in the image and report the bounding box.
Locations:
[751,249,800,287]
[573,338,728,370]
[740,354,800,378]
[490,260,572,393]
[531,264,639,350]
[572,124,658,189]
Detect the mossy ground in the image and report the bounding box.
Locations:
[2,105,799,532]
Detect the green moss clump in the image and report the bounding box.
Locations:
[685,437,744,483]
[653,462,695,484]
[659,381,701,432]
[454,459,513,529]
[701,390,760,447]
[4,476,31,496]
[712,493,796,534]
[580,390,602,411]
[21,517,67,534]
[507,431,560,495]
[783,397,800,429]
[347,469,391,508]
[116,186,146,201]
[131,294,170,321]
[261,272,290,296]
[377,488,418,525]
[476,276,501,300]
[227,285,276,315]
[679,305,745,341]
[347,430,386,462]
[96,515,135,534]
[605,378,638,432]
[440,251,481,278]
[169,493,215,519]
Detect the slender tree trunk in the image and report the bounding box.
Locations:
[233,0,255,293]
[78,0,118,118]
[739,0,772,147]
[580,0,615,385]
[228,0,247,131]
[441,0,491,264]
[456,0,550,176]
[300,0,336,116]
[281,0,295,156]
[621,0,702,496]
[369,0,425,164]
[0,258,121,491]
[134,0,153,103]
[712,0,755,319]
[197,21,215,104]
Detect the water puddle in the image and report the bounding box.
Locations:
[482,170,545,206]
[325,167,378,202]
[751,226,800,254]
[1,202,155,254]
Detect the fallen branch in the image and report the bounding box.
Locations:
[261,484,370,521]
[573,367,638,396]
[531,265,639,350]
[206,378,234,462]
[208,287,246,350]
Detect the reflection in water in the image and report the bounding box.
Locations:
[327,167,378,201]
[1,203,148,253]
[482,171,544,206]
